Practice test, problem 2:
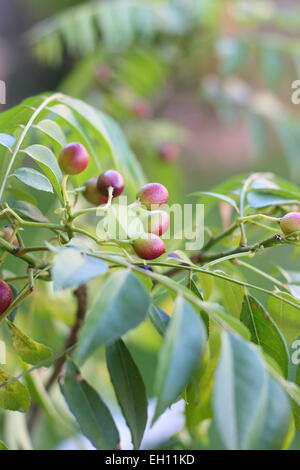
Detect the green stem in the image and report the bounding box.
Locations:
[239,174,261,246]
[239,214,280,224]
[71,186,114,220]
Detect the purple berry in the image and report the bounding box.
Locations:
[97,170,124,198]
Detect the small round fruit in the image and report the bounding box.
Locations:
[59,143,89,175]
[133,234,166,260]
[137,183,169,209]
[0,280,13,314]
[1,226,18,246]
[83,178,108,205]
[159,142,179,162]
[97,170,124,198]
[280,212,300,235]
[132,100,151,119]
[143,211,170,236]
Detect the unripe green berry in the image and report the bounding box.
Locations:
[143,210,170,236]
[0,280,13,314]
[97,170,124,198]
[137,183,169,209]
[280,212,300,235]
[133,234,166,260]
[59,143,89,175]
[83,178,108,206]
[0,226,18,246]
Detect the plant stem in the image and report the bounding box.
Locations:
[0,93,62,202]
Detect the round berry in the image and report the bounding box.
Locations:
[83,178,108,206]
[137,183,169,209]
[59,143,89,175]
[0,280,13,314]
[280,212,300,235]
[133,234,166,260]
[132,100,151,119]
[143,211,170,236]
[1,226,18,246]
[97,170,124,198]
[159,142,179,162]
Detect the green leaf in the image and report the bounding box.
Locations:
[241,296,289,377]
[22,144,62,198]
[0,440,8,450]
[60,361,119,450]
[153,296,207,421]
[7,321,53,366]
[76,270,150,365]
[257,377,291,450]
[7,187,37,206]
[0,133,15,149]
[13,201,49,222]
[106,339,148,449]
[35,119,67,147]
[213,332,268,450]
[12,168,53,193]
[52,247,108,291]
[215,275,245,318]
[190,191,239,212]
[148,305,170,336]
[267,292,300,345]
[0,369,30,412]
[247,191,297,209]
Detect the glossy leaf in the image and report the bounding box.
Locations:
[241,296,289,377]
[106,339,148,449]
[60,361,119,450]
[0,133,15,149]
[213,332,268,450]
[52,247,108,291]
[153,296,207,421]
[22,144,62,198]
[148,305,170,336]
[257,377,291,450]
[215,275,244,318]
[76,270,150,364]
[267,293,300,345]
[35,119,67,147]
[12,168,53,193]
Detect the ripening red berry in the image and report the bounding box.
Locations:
[1,226,18,246]
[132,100,151,119]
[137,183,169,209]
[0,280,13,314]
[97,170,124,198]
[133,234,166,260]
[83,178,108,206]
[158,142,179,162]
[143,211,170,236]
[280,212,300,235]
[59,143,89,175]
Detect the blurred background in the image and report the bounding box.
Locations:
[1,0,300,195]
[1,0,300,450]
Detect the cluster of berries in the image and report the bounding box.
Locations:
[58,143,169,260]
